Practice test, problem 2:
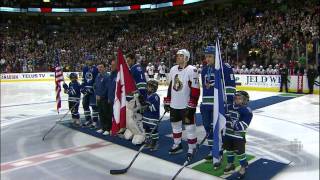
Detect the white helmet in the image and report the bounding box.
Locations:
[176,49,190,62]
[148,63,151,66]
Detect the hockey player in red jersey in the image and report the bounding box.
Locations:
[163,49,200,161]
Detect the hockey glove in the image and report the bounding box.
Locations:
[163,97,171,112]
[232,121,247,132]
[80,88,89,95]
[62,83,68,90]
[68,88,77,96]
[187,97,198,109]
[137,105,149,114]
[138,93,146,106]
[185,106,196,121]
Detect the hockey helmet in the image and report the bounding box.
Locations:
[204,45,215,55]
[235,91,250,105]
[147,80,159,93]
[176,49,190,62]
[69,72,78,80]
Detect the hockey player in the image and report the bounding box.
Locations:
[146,63,155,80]
[223,91,253,179]
[63,73,81,126]
[163,49,200,161]
[266,65,274,75]
[81,56,99,128]
[125,53,147,101]
[257,65,265,75]
[249,64,258,74]
[239,65,249,74]
[273,64,280,75]
[141,80,160,151]
[122,53,148,143]
[158,62,167,84]
[200,45,236,166]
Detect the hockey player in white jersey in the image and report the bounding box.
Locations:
[158,62,167,84]
[266,65,274,75]
[146,63,155,80]
[239,65,249,74]
[249,64,258,74]
[257,65,265,75]
[163,49,201,161]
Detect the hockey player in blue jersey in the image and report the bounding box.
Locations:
[140,80,160,151]
[223,90,252,179]
[81,55,99,128]
[125,53,147,102]
[63,73,81,126]
[200,45,236,166]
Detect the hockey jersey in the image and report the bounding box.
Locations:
[82,65,99,92]
[226,104,253,139]
[146,65,155,76]
[127,63,147,101]
[65,81,81,103]
[200,63,236,111]
[158,65,166,74]
[142,93,160,126]
[166,65,200,109]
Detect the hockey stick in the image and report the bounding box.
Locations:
[110,111,167,175]
[171,130,211,180]
[42,98,80,141]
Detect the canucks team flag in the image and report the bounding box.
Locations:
[212,39,227,163]
[111,48,137,135]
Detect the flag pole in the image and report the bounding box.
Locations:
[216,37,228,112]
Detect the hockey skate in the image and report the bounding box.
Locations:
[237,166,246,179]
[72,119,81,127]
[168,143,183,155]
[205,153,212,161]
[149,140,159,151]
[186,149,196,162]
[224,163,235,174]
[83,120,92,127]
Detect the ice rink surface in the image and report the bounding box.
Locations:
[1,81,319,180]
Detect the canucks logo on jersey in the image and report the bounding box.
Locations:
[204,73,214,89]
[173,74,183,91]
[85,72,93,83]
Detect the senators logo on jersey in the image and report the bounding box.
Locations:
[173,74,183,91]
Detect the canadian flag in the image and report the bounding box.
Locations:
[111,49,137,135]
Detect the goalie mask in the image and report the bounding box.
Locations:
[147,80,158,94]
[235,91,250,106]
[176,49,190,62]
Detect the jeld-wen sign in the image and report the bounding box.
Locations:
[235,75,281,88]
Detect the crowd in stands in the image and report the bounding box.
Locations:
[1,0,319,75]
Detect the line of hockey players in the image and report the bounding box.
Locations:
[233,64,280,75]
[63,45,252,178]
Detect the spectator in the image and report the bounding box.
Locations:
[306,64,318,94]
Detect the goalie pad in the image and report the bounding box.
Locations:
[126,96,145,140]
[124,129,133,140]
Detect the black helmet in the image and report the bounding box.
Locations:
[235,90,249,105]
[69,73,78,79]
[147,80,158,93]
